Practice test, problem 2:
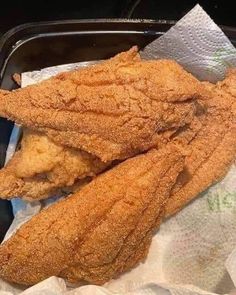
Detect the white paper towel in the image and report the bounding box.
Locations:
[142,4,236,82]
[1,4,236,295]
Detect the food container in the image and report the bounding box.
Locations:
[0,19,236,241]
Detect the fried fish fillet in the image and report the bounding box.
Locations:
[165,73,236,217]
[0,145,184,286]
[0,47,201,162]
[217,68,236,97]
[0,129,108,201]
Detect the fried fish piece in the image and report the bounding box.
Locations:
[0,145,184,286]
[0,47,201,161]
[217,68,236,97]
[0,129,108,201]
[165,77,236,217]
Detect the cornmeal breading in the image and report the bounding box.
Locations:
[0,47,200,162]
[0,145,184,286]
[0,129,108,200]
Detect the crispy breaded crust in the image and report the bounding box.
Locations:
[0,129,108,201]
[166,79,236,217]
[0,145,183,286]
[0,47,200,161]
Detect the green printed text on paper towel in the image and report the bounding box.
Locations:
[207,190,236,212]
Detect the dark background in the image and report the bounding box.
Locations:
[0,0,236,34]
[0,0,235,240]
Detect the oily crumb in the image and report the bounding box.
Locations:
[12,73,21,86]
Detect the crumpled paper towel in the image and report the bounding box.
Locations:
[141,4,236,82]
[1,4,236,295]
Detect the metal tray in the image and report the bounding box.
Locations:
[0,19,236,241]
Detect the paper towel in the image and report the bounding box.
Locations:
[141,4,236,82]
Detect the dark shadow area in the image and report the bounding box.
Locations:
[124,0,236,26]
[214,271,235,294]
[0,0,127,34]
[0,0,235,35]
[0,118,14,242]
[0,200,13,242]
